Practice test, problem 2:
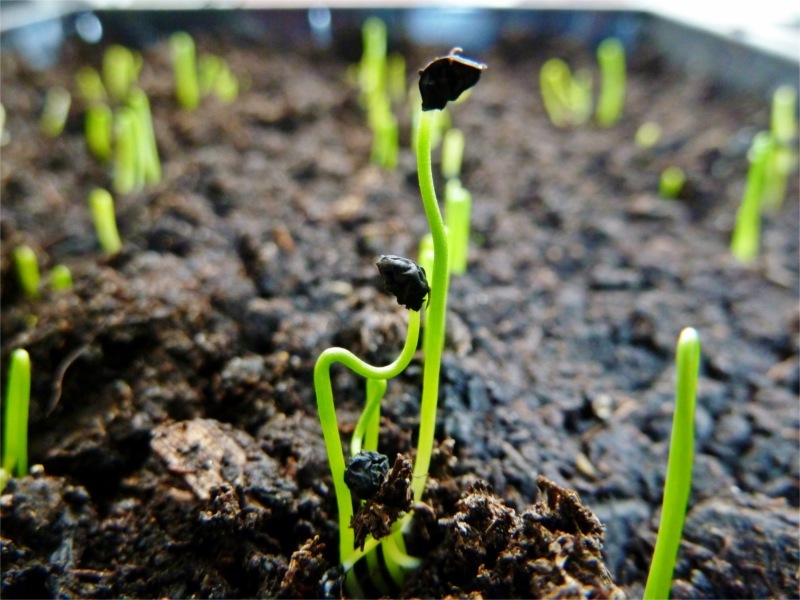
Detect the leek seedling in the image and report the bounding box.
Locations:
[212,61,239,103]
[102,45,139,102]
[595,38,626,127]
[88,188,122,256]
[644,327,701,600]
[128,88,161,185]
[13,245,40,299]
[731,132,771,262]
[199,54,239,103]
[2,349,32,479]
[441,127,465,180]
[386,53,406,104]
[761,86,798,212]
[636,122,662,149]
[112,107,143,194]
[75,66,107,103]
[659,166,685,199]
[171,32,200,110]
[444,179,472,274]
[50,265,73,291]
[85,102,113,161]
[540,58,592,127]
[40,87,71,137]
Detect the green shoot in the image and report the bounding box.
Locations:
[314,309,420,566]
[411,109,450,502]
[88,188,122,256]
[761,86,798,212]
[13,245,40,299]
[112,107,143,194]
[128,88,161,185]
[368,96,398,169]
[595,38,626,127]
[50,265,73,291]
[171,32,200,110]
[359,17,387,102]
[731,132,771,262]
[441,127,465,180]
[213,61,239,103]
[102,45,139,102]
[386,53,406,104]
[75,66,107,103]
[636,122,662,149]
[40,87,71,137]
[85,102,113,161]
[644,327,700,600]
[350,378,387,456]
[199,54,239,103]
[417,233,434,287]
[2,349,32,478]
[444,179,472,274]
[540,59,592,127]
[659,167,685,199]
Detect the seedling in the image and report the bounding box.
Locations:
[128,88,161,185]
[198,54,239,103]
[386,53,406,104]
[2,349,32,479]
[49,265,73,291]
[731,132,771,262]
[85,102,113,161]
[540,58,592,127]
[444,179,472,274]
[75,66,107,103]
[13,245,40,299]
[40,86,71,137]
[761,85,798,212]
[659,166,685,199]
[171,32,200,110]
[88,188,122,256]
[441,127,465,180]
[644,327,701,600]
[102,45,140,102]
[595,37,626,127]
[635,122,662,149]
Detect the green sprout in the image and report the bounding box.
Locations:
[102,45,140,103]
[171,32,200,110]
[88,188,122,256]
[444,179,472,274]
[75,66,107,103]
[112,106,144,194]
[595,37,626,127]
[13,245,40,299]
[2,349,32,480]
[50,265,73,292]
[198,54,239,103]
[539,58,592,127]
[40,86,71,137]
[731,132,771,262]
[128,88,161,185]
[636,122,662,149]
[386,53,407,104]
[659,166,685,199]
[441,127,465,180]
[761,85,798,212]
[85,102,113,161]
[644,327,701,600]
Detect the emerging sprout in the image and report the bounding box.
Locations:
[13,245,40,299]
[539,58,592,127]
[595,37,626,127]
[659,166,686,199]
[2,349,31,479]
[85,102,113,161]
[88,188,122,256]
[644,327,701,600]
[418,47,487,111]
[441,127,465,180]
[40,87,71,137]
[50,264,73,291]
[386,53,406,104]
[75,66,107,103]
[635,122,662,149]
[102,45,140,102]
[761,86,798,212]
[128,88,161,185]
[171,32,200,110]
[731,132,771,262]
[444,179,472,274]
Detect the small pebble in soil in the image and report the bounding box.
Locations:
[344,450,389,499]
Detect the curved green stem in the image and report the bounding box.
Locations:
[351,378,387,456]
[412,109,450,502]
[314,309,420,564]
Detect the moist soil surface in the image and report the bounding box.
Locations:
[1,22,798,599]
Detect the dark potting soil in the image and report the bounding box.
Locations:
[1,24,798,599]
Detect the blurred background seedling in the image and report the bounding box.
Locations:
[49,265,73,292]
[731,132,771,262]
[13,245,40,299]
[635,121,662,149]
[659,166,685,199]
[595,37,626,127]
[40,86,71,137]
[2,349,32,482]
[102,44,141,103]
[88,188,122,256]
[171,32,200,109]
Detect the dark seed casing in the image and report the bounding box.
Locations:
[376,255,430,311]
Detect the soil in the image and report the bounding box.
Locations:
[2,16,798,599]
